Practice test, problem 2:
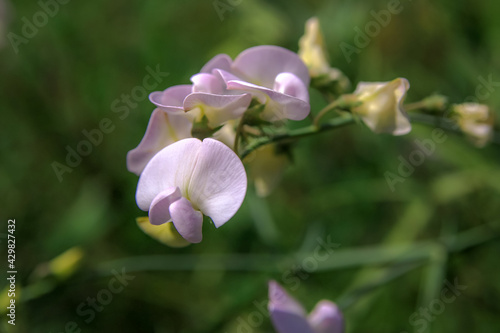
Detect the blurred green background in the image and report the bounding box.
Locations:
[1,0,500,332]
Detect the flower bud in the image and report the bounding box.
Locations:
[49,247,85,280]
[453,103,494,147]
[299,17,350,93]
[352,78,411,135]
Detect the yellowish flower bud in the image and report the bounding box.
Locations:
[49,247,85,280]
[299,17,349,90]
[453,103,494,147]
[136,217,191,248]
[352,78,411,135]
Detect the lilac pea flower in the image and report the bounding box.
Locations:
[216,45,311,121]
[136,138,247,243]
[126,108,193,175]
[268,281,344,333]
[184,71,252,128]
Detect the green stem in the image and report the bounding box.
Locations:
[313,99,344,127]
[240,115,355,159]
[405,100,428,111]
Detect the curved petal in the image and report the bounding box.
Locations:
[136,138,203,211]
[232,45,310,88]
[268,281,315,333]
[148,187,182,225]
[201,54,233,73]
[188,138,247,228]
[308,301,344,333]
[169,197,204,243]
[136,217,190,248]
[273,72,310,103]
[149,85,192,112]
[184,92,252,128]
[191,73,226,94]
[226,80,310,121]
[127,109,193,175]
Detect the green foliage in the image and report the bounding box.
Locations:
[1,0,499,332]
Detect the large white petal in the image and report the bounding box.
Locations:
[136,138,203,211]
[187,138,247,228]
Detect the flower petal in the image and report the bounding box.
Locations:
[268,281,315,333]
[149,85,192,113]
[191,73,226,94]
[201,54,233,73]
[232,45,310,88]
[353,78,411,135]
[148,187,182,225]
[273,72,309,103]
[184,92,252,128]
[127,109,193,175]
[187,138,247,228]
[226,79,310,121]
[308,301,344,333]
[136,138,203,211]
[169,197,204,243]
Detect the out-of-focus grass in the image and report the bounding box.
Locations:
[1,0,499,332]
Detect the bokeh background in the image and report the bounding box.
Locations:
[1,0,500,332]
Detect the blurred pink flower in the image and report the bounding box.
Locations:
[269,281,344,333]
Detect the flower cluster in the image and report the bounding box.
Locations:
[127,17,496,248]
[124,16,498,333]
[127,45,313,246]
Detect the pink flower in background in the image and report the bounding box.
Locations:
[269,281,344,333]
[135,138,247,243]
